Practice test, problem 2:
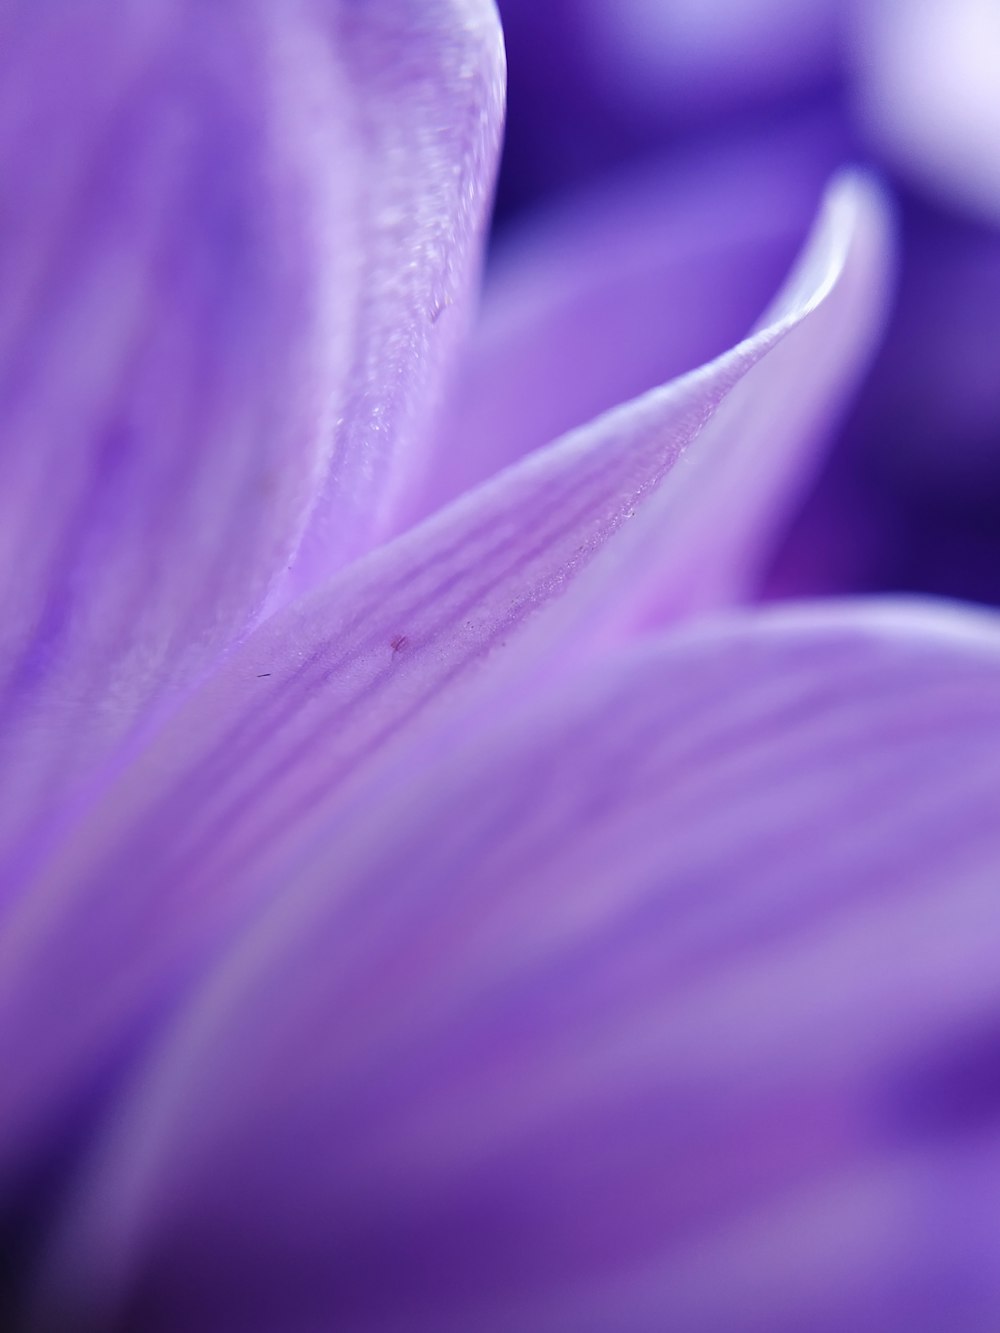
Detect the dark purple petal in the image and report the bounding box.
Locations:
[0,175,890,1198]
[40,599,1000,1331]
[0,0,504,887]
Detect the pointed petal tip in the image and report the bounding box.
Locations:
[760,165,897,337]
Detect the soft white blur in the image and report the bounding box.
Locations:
[854,0,1000,223]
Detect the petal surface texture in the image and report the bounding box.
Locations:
[280,0,506,585]
[0,174,891,1191]
[0,0,504,883]
[43,599,1000,1332]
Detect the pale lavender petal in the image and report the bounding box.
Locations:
[42,599,1000,1331]
[0,175,890,1194]
[283,0,506,588]
[853,0,1000,223]
[418,118,850,515]
[0,0,504,885]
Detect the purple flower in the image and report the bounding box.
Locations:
[3,3,1000,1330]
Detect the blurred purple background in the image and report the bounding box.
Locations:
[483,0,1000,607]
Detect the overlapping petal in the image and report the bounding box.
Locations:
[0,0,505,889]
[40,600,1000,1331]
[0,173,891,1198]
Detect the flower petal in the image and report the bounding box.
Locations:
[0,174,891,1194]
[0,0,504,884]
[0,0,354,704]
[282,0,507,586]
[41,599,1000,1331]
[766,202,1000,603]
[417,118,850,516]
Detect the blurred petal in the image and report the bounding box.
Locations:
[0,0,354,711]
[581,0,843,121]
[853,0,1000,223]
[492,0,844,212]
[578,170,891,629]
[42,599,1000,1332]
[419,118,850,515]
[0,174,891,1197]
[0,0,504,883]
